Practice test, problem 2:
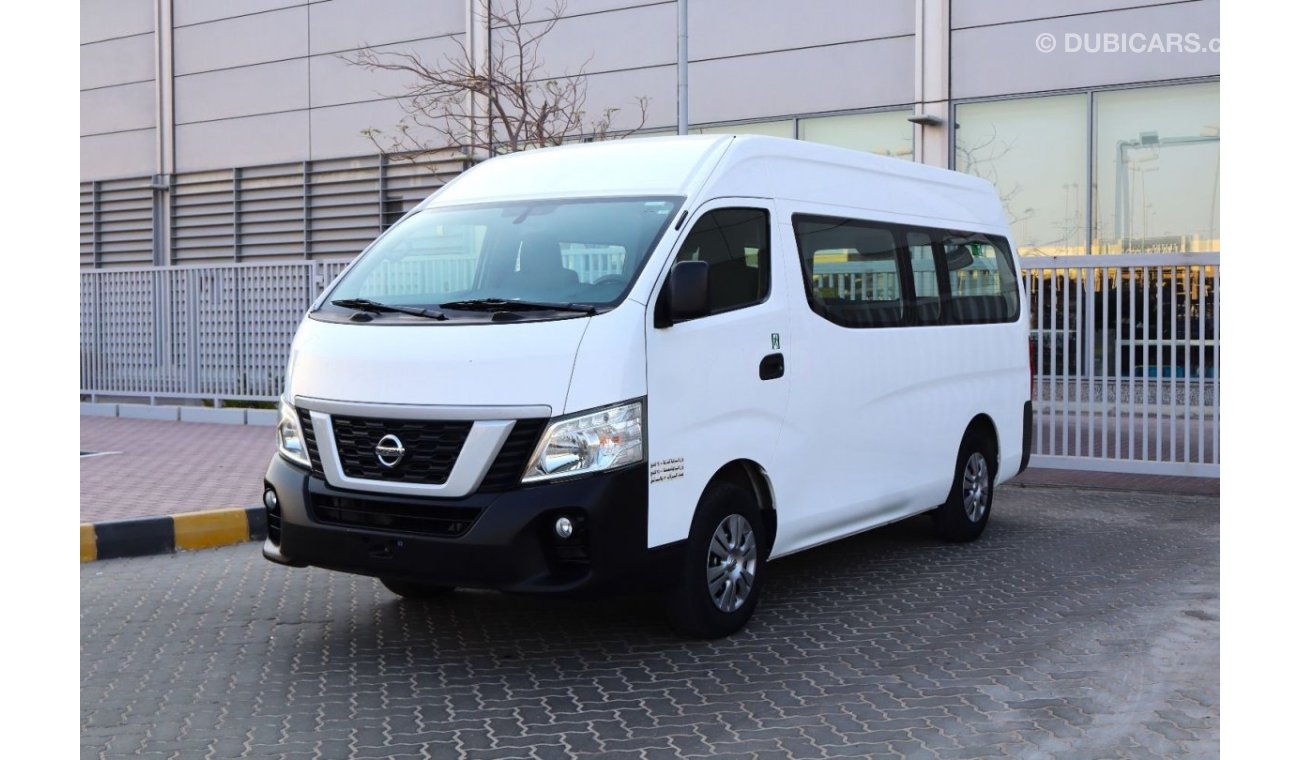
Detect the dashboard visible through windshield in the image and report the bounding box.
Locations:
[319,196,684,324]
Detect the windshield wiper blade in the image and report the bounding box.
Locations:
[439,298,597,315]
[331,298,447,321]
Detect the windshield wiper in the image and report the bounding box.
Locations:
[331,298,447,321]
[439,298,597,315]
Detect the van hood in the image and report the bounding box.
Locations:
[285,316,591,413]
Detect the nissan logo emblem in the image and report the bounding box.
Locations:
[375,434,406,468]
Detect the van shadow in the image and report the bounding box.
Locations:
[287,510,1000,663]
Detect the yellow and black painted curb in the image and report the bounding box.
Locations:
[80,507,267,563]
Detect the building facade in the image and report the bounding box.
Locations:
[81,0,1220,267]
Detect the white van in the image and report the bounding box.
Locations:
[262,135,1032,638]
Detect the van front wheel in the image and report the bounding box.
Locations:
[934,434,995,542]
[665,484,766,639]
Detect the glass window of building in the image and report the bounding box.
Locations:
[798,111,914,160]
[696,120,795,138]
[955,94,1088,256]
[1092,82,1219,254]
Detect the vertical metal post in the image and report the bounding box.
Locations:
[187,269,200,396]
[232,167,242,262]
[1197,266,1206,463]
[153,0,175,265]
[1062,270,1071,455]
[1085,92,1094,255]
[1034,269,1045,459]
[677,0,688,135]
[1099,266,1109,459]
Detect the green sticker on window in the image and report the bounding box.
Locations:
[771,333,780,350]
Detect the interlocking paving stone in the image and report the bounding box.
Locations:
[82,486,1218,758]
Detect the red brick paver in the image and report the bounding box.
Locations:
[80,417,276,523]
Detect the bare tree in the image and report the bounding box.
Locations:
[345,0,650,166]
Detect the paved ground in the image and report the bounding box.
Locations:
[78,416,1215,524]
[80,417,275,522]
[81,485,1219,759]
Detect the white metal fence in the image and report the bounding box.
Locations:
[1020,252,1219,477]
[79,253,1219,476]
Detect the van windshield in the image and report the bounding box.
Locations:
[325,196,684,316]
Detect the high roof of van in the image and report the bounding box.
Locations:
[428,135,1006,230]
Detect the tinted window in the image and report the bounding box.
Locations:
[674,208,770,313]
[793,216,905,328]
[943,234,1020,323]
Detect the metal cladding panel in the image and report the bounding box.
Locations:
[951,1,1219,98]
[690,36,915,124]
[81,34,155,90]
[691,0,913,59]
[173,5,308,75]
[952,0,1190,28]
[81,130,157,181]
[308,36,459,109]
[174,60,309,124]
[524,3,675,77]
[82,0,154,44]
[175,111,310,173]
[173,0,306,28]
[309,0,464,54]
[81,82,156,136]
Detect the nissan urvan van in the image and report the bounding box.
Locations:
[262,135,1032,638]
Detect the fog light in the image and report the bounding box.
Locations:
[263,489,279,511]
[554,516,574,539]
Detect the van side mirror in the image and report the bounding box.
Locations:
[655,260,709,327]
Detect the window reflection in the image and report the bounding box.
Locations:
[1093,82,1219,254]
[955,95,1088,256]
[798,111,914,160]
[954,82,1219,256]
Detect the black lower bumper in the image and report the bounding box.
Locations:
[262,456,681,595]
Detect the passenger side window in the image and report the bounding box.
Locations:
[906,231,942,326]
[793,216,905,328]
[674,208,770,313]
[943,235,1020,324]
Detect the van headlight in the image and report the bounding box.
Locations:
[277,399,312,469]
[523,400,644,483]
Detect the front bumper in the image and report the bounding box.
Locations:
[261,455,681,594]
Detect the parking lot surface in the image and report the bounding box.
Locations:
[81,485,1218,759]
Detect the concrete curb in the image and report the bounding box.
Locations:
[81,402,279,426]
[81,506,267,563]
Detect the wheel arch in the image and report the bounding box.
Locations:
[704,459,777,555]
[963,413,1001,478]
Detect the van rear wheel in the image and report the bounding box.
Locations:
[380,578,456,599]
[665,484,766,639]
[934,434,995,542]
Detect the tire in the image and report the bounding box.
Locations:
[380,578,456,599]
[665,483,767,639]
[933,432,996,543]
